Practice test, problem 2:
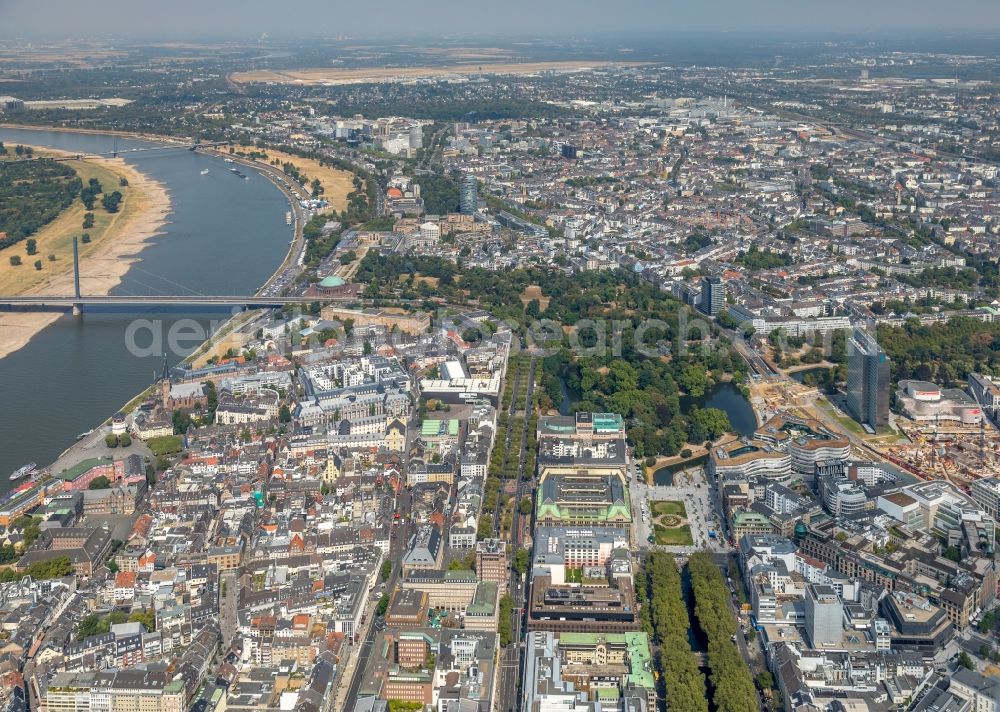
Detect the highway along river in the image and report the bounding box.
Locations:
[0,128,291,488]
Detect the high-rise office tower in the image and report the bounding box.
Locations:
[847,327,890,429]
[475,538,507,591]
[700,275,724,316]
[459,174,478,215]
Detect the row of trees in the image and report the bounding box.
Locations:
[688,553,759,712]
[276,160,324,200]
[0,142,29,156]
[497,594,514,646]
[104,433,132,448]
[8,255,49,270]
[80,177,103,209]
[642,552,708,710]
[479,355,525,530]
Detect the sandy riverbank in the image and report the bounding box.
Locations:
[0,146,171,360]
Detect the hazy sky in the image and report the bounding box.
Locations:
[2,0,999,38]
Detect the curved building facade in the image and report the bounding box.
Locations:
[709,438,792,483]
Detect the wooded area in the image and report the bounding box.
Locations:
[878,316,1000,384]
[0,157,81,249]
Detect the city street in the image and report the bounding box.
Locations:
[497,357,535,712]
[340,492,411,711]
[220,570,238,650]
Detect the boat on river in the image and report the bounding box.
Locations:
[9,463,37,481]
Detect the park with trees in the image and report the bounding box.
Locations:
[0,157,81,250]
[877,316,1000,385]
[416,174,460,214]
[355,253,745,457]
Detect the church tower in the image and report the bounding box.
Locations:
[159,353,171,408]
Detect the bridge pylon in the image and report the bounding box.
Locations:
[72,237,82,316]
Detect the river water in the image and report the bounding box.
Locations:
[0,129,290,489]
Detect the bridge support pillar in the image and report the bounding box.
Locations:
[72,304,82,316]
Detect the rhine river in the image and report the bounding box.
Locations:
[0,128,291,489]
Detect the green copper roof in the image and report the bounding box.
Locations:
[554,632,655,691]
[467,581,498,615]
[318,275,346,288]
[536,475,631,523]
[58,457,113,481]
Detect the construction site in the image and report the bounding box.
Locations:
[747,376,1000,493]
[884,418,1000,491]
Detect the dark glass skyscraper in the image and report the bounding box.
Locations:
[700,275,724,316]
[459,174,478,215]
[846,328,890,429]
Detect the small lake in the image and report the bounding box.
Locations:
[558,374,575,415]
[653,454,707,486]
[680,382,756,436]
[653,382,756,485]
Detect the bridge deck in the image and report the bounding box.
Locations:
[0,142,229,164]
[0,294,339,309]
